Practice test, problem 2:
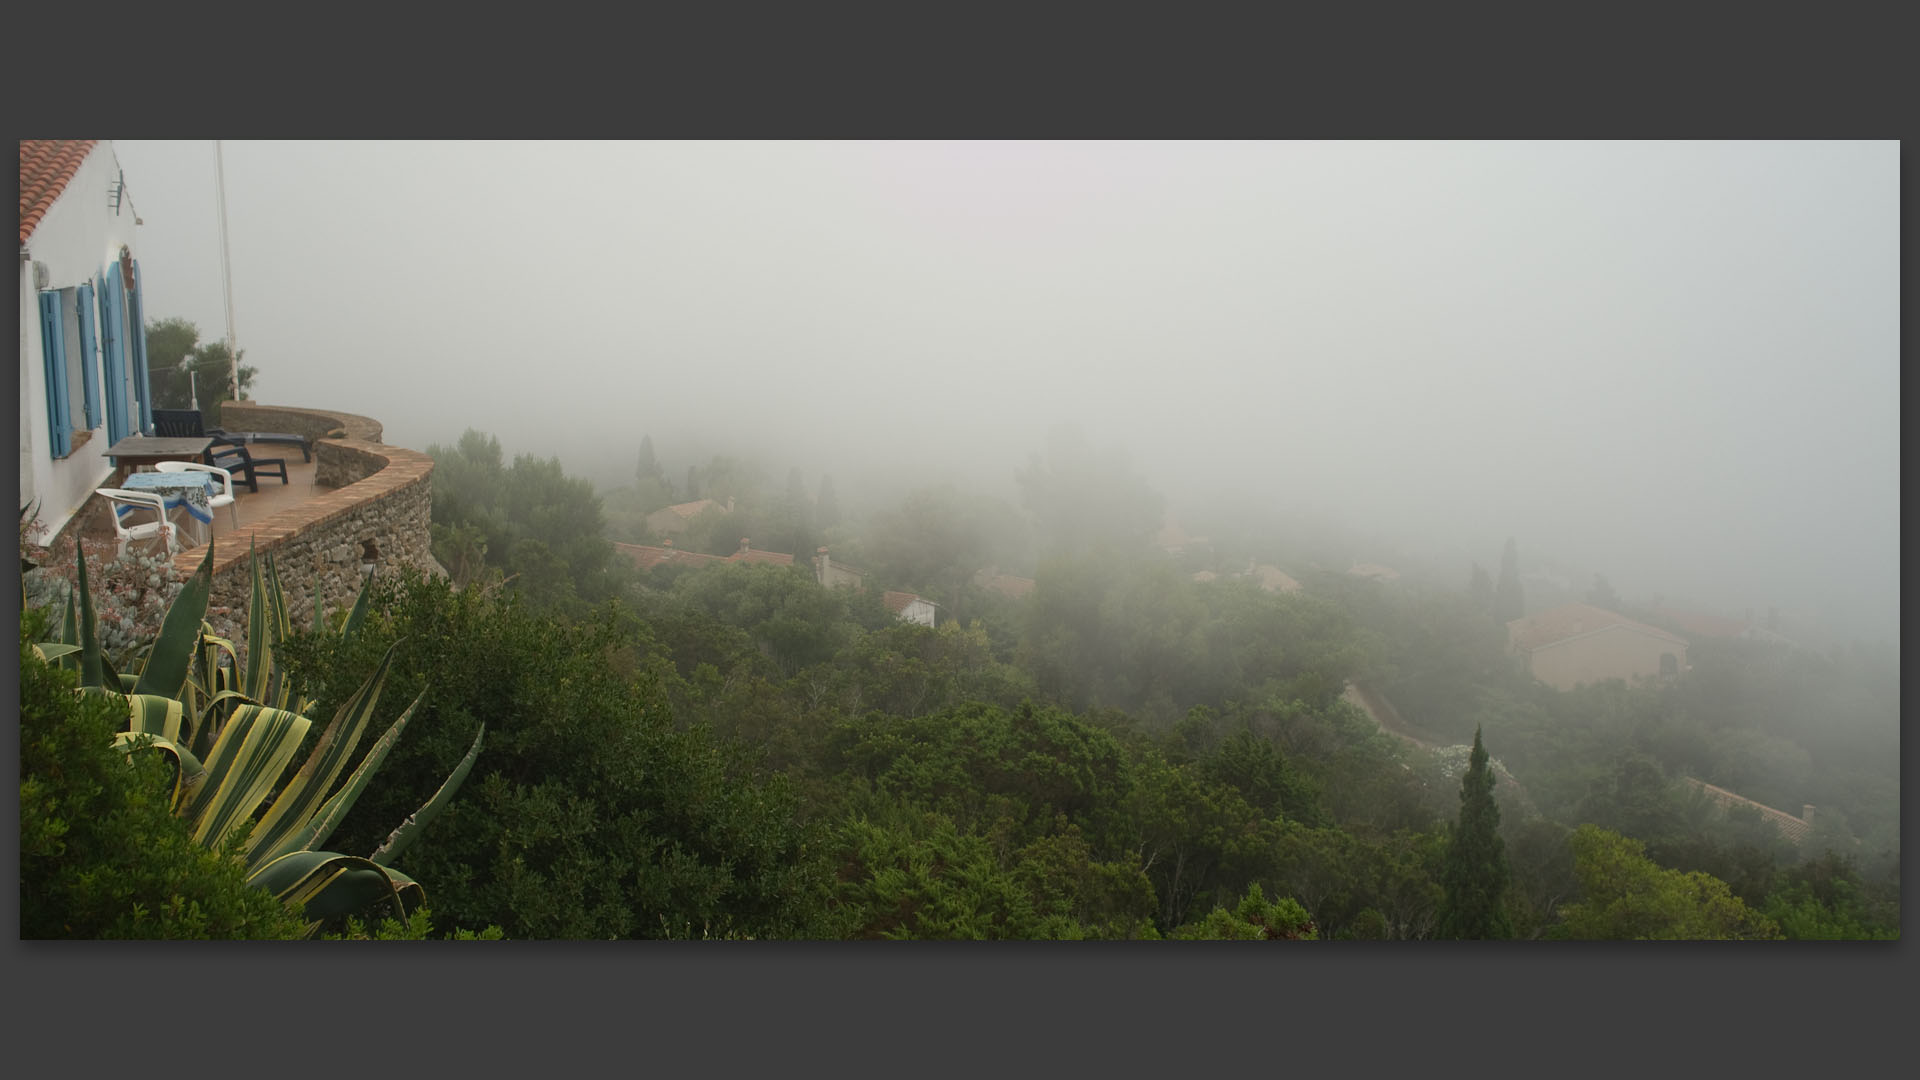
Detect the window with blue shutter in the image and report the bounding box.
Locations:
[100,270,129,446]
[37,292,72,458]
[128,259,154,433]
[76,281,102,430]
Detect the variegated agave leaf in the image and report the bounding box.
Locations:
[182,703,314,851]
[32,642,80,663]
[187,629,242,757]
[372,723,485,868]
[341,571,374,640]
[248,851,423,932]
[125,693,189,745]
[74,542,104,690]
[261,691,425,867]
[59,586,79,671]
[263,549,298,709]
[247,641,405,866]
[112,731,207,813]
[132,541,214,699]
[243,539,274,707]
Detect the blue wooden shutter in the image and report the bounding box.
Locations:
[101,270,129,445]
[37,292,72,458]
[129,260,154,433]
[76,281,102,430]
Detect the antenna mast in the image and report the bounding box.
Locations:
[214,140,239,402]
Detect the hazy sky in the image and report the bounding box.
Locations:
[110,140,1899,641]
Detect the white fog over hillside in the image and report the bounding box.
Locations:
[112,140,1898,645]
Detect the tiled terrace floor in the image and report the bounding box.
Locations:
[115,456,331,558]
[206,456,328,543]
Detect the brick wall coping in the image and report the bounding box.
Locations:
[215,402,384,445]
[166,437,434,583]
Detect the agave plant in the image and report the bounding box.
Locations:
[47,538,483,936]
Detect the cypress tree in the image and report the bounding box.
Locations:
[1468,562,1494,616]
[1493,537,1524,623]
[816,474,841,529]
[637,434,660,482]
[1436,726,1514,939]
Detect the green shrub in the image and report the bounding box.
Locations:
[19,612,308,939]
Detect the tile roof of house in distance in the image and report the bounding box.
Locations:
[656,498,727,521]
[1250,564,1303,593]
[972,567,1036,599]
[20,139,99,244]
[614,538,794,573]
[1508,602,1690,652]
[882,590,930,615]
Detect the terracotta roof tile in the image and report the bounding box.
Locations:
[20,140,99,245]
[882,590,924,615]
[614,541,726,572]
[615,540,795,573]
[657,499,725,521]
[1507,602,1690,652]
[972,567,1036,599]
[731,549,795,567]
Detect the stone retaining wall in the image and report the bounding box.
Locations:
[166,435,439,650]
[216,402,384,448]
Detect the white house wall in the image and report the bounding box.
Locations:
[19,143,142,541]
[18,276,38,515]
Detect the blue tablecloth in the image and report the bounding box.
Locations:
[118,471,216,526]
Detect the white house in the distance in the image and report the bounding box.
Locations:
[883,590,938,628]
[19,140,158,544]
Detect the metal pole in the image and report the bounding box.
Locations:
[214,140,239,403]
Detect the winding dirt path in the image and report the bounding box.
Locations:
[1342,681,1442,750]
[1341,681,1538,815]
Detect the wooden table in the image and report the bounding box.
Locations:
[102,435,215,472]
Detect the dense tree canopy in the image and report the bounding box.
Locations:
[24,428,1896,941]
[143,316,256,410]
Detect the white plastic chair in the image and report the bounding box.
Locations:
[95,488,178,559]
[154,459,239,528]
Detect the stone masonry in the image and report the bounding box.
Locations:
[163,406,438,656]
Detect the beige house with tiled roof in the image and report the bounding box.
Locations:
[1508,602,1690,691]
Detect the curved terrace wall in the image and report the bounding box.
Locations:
[166,405,439,641]
[217,401,384,448]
